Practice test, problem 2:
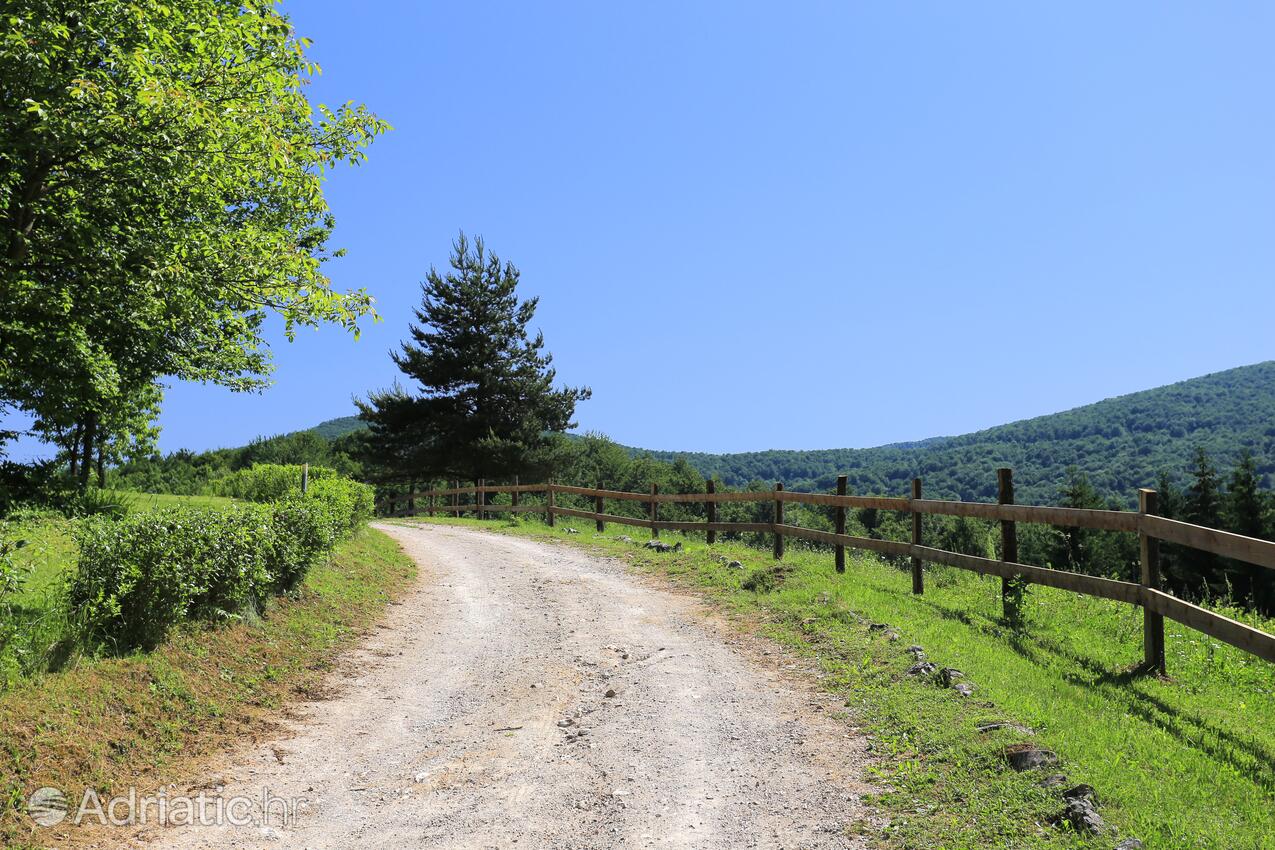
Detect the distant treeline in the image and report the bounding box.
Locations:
[109,430,364,495]
[628,362,1275,506]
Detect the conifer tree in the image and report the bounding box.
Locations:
[1224,450,1270,610]
[1224,450,1267,538]
[1181,446,1225,598]
[358,233,590,484]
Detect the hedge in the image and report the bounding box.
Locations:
[70,474,375,652]
[213,463,340,503]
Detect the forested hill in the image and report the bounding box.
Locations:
[308,416,366,441]
[623,362,1275,506]
[302,362,1275,506]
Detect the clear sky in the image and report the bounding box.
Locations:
[36,2,1275,457]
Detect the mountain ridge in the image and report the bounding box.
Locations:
[307,361,1275,506]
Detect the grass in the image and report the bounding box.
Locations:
[129,492,239,512]
[0,525,416,848]
[7,516,75,602]
[398,515,1275,850]
[2,494,245,680]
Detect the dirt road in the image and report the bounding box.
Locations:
[126,523,872,849]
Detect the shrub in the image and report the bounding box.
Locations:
[68,472,376,651]
[71,511,206,651]
[72,507,292,650]
[265,497,330,593]
[69,487,137,518]
[215,464,339,503]
[305,477,375,539]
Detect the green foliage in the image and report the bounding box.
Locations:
[302,476,375,539]
[621,361,1275,505]
[67,488,137,519]
[72,507,269,650]
[357,233,590,483]
[0,533,29,683]
[68,472,373,652]
[215,463,338,502]
[110,429,364,496]
[0,0,387,468]
[308,416,367,441]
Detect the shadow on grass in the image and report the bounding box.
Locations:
[869,582,1275,793]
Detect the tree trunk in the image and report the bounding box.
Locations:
[96,438,106,488]
[68,423,82,479]
[78,413,97,493]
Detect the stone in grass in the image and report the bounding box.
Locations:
[618,536,633,543]
[906,645,925,658]
[937,668,964,687]
[1113,840,1143,850]
[566,527,580,534]
[644,540,683,553]
[1002,743,1059,771]
[907,661,937,676]
[1063,784,1097,804]
[953,683,975,697]
[1040,774,1069,788]
[726,560,744,570]
[1055,796,1106,836]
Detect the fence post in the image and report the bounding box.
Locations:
[428,488,435,518]
[596,489,605,532]
[512,475,520,510]
[547,480,556,527]
[450,480,457,515]
[301,463,309,495]
[706,479,717,545]
[997,468,1019,620]
[773,482,784,560]
[1139,488,1167,675]
[911,477,924,594]
[408,481,416,516]
[649,483,659,537]
[834,475,847,573]
[477,478,485,520]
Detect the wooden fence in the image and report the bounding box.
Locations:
[378,470,1275,672]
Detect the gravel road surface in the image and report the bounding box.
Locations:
[123,523,873,849]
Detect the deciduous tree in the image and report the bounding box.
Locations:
[0,0,388,476]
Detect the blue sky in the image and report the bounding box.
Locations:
[22,2,1275,457]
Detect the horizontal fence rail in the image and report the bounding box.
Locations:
[377,473,1275,669]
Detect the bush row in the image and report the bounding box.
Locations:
[213,463,341,503]
[70,475,375,652]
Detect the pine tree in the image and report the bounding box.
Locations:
[1224,450,1270,610]
[1185,446,1223,528]
[1181,446,1225,599]
[1056,466,1103,570]
[357,233,590,484]
[1224,450,1266,538]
